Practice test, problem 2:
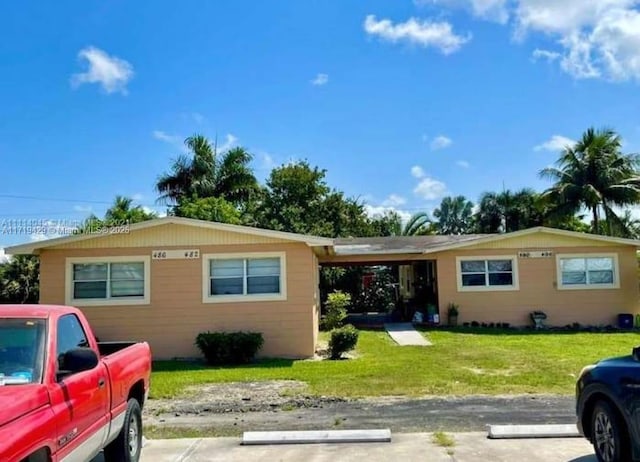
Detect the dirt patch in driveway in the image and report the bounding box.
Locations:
[143,381,576,438]
[145,380,350,416]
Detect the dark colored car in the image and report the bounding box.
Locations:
[576,346,640,462]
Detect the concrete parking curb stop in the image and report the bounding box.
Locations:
[488,424,581,439]
[242,429,392,445]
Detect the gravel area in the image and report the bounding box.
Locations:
[144,381,576,435]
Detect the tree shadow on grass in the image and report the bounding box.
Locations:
[153,357,295,372]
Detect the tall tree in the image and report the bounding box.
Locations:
[255,161,380,237]
[540,127,640,235]
[257,161,331,235]
[156,134,258,207]
[105,196,157,224]
[433,196,474,235]
[369,210,403,237]
[475,189,543,233]
[174,196,241,224]
[0,255,39,304]
[402,212,433,236]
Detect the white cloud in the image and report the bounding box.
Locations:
[430,135,453,150]
[423,0,640,81]
[260,152,276,169]
[29,220,74,242]
[141,206,156,216]
[153,130,181,144]
[382,194,407,207]
[364,204,413,223]
[456,160,471,168]
[191,112,205,124]
[217,134,238,152]
[311,73,329,86]
[417,0,510,24]
[132,193,144,201]
[514,0,634,36]
[0,248,9,263]
[179,112,206,124]
[411,165,426,178]
[414,176,448,200]
[71,46,134,94]
[534,135,576,152]
[73,205,93,213]
[363,15,471,55]
[532,48,561,62]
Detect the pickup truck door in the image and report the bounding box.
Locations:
[50,314,109,462]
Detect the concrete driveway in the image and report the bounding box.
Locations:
[138,433,597,462]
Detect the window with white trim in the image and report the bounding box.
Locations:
[559,256,617,288]
[204,253,285,302]
[66,256,150,305]
[457,257,518,291]
[72,261,145,299]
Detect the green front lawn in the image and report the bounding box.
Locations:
[150,329,640,399]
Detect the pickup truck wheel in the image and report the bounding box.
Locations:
[591,400,630,462]
[104,398,142,462]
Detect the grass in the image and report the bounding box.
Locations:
[432,431,455,448]
[144,425,241,439]
[150,328,640,399]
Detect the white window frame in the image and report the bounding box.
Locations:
[65,256,151,306]
[456,255,520,292]
[556,253,620,290]
[202,251,287,303]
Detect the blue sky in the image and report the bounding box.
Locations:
[2,0,640,252]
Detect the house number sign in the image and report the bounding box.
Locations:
[152,249,200,260]
[518,250,553,258]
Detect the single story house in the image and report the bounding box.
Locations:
[6,217,640,359]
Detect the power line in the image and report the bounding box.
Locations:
[0,193,165,209]
[0,194,114,205]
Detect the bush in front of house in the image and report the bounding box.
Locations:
[195,331,264,365]
[328,324,359,360]
[321,290,351,331]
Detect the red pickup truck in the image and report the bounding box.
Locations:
[0,305,152,462]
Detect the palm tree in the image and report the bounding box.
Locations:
[604,210,640,239]
[433,196,474,235]
[0,255,39,303]
[156,134,258,207]
[475,192,503,233]
[402,212,433,235]
[540,127,640,235]
[476,189,543,233]
[104,196,156,224]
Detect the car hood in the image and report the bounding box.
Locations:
[597,355,635,367]
[0,384,49,427]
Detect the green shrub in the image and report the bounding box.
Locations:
[322,290,351,331]
[328,324,359,360]
[194,331,264,365]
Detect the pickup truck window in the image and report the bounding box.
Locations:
[57,314,90,370]
[0,318,46,385]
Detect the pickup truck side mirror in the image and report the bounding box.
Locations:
[57,347,99,381]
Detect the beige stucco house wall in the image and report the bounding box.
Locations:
[8,218,330,359]
[435,242,639,327]
[7,221,640,359]
[323,228,640,327]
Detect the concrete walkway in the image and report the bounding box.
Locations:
[384,323,432,346]
[135,433,595,461]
